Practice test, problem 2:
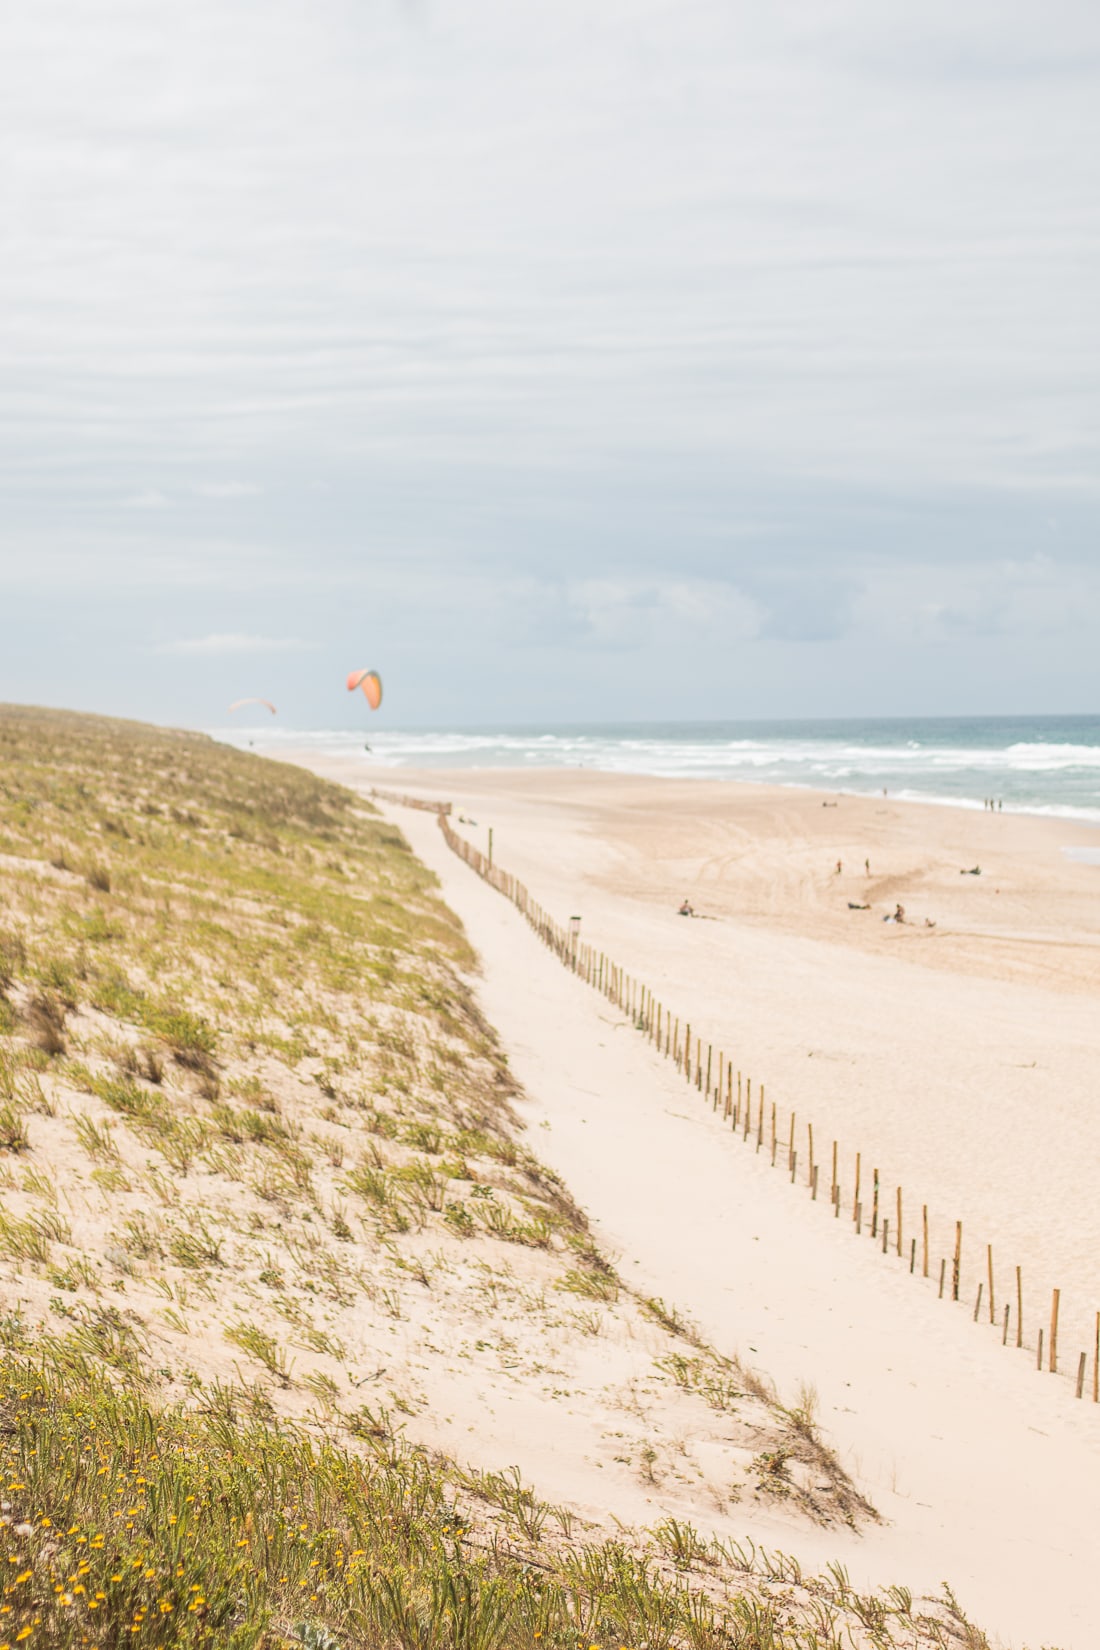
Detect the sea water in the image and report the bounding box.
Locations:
[213,714,1100,826]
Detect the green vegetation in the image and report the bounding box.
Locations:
[0,706,1010,1649]
[0,1344,999,1650]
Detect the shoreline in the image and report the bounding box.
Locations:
[209,727,1100,830]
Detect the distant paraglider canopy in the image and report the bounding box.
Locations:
[346,669,382,710]
[229,697,277,715]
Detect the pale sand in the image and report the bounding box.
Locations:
[286,754,1100,1649]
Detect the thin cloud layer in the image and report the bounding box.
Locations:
[0,0,1097,723]
[154,634,314,658]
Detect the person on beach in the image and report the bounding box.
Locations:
[678,897,694,917]
[835,859,843,875]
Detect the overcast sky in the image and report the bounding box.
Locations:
[2,0,1098,728]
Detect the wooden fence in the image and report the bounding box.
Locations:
[378,791,1097,1404]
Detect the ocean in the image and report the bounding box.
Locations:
[213,714,1100,827]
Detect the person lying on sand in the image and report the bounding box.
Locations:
[961,865,981,875]
[848,901,870,910]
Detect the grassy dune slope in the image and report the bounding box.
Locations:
[0,707,997,1648]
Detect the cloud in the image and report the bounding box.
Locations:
[121,490,170,510]
[562,578,763,649]
[751,575,860,644]
[193,482,262,499]
[152,633,315,657]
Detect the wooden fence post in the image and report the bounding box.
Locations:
[952,1222,962,1302]
[1050,1289,1060,1374]
[896,1187,902,1257]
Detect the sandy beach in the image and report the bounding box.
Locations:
[287,752,1100,1649]
[367,768,1100,1363]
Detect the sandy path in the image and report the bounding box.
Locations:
[286,755,1100,1648]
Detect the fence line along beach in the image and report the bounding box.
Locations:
[364,783,1099,1405]
[262,745,1100,1649]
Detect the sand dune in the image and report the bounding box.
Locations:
[288,753,1100,1649]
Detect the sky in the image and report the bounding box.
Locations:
[1,0,1098,729]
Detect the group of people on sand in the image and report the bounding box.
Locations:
[984,798,1002,811]
[835,861,936,928]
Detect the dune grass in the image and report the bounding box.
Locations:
[0,1338,1000,1650]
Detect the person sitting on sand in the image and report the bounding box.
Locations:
[678,897,694,917]
[895,903,906,924]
